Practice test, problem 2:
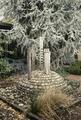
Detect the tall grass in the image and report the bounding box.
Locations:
[32,88,72,120]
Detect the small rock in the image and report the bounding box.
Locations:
[10,95,14,99]
[19,103,24,107]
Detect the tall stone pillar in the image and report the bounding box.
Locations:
[27,48,32,80]
[39,36,44,70]
[31,47,35,71]
[44,49,50,74]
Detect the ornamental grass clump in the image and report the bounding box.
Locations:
[32,88,71,120]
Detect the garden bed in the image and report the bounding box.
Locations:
[0,72,81,120]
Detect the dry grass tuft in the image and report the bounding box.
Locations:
[32,88,72,120]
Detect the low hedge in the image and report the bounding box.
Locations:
[65,61,81,75]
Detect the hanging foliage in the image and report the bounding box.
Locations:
[1,0,81,68]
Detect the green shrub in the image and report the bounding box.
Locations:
[0,58,13,77]
[65,61,81,75]
[56,68,69,77]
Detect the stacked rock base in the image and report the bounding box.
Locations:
[17,70,67,99]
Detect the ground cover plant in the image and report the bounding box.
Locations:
[56,68,69,77]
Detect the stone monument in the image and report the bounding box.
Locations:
[18,47,67,98]
[44,49,50,74]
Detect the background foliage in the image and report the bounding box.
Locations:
[0,0,81,71]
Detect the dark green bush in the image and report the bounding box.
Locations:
[56,68,69,77]
[0,58,13,77]
[65,61,81,75]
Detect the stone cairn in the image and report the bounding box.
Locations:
[17,46,67,99]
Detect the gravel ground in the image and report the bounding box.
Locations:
[0,100,24,120]
[0,86,31,112]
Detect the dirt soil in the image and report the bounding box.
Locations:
[66,75,81,81]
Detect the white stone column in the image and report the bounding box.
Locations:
[31,47,35,71]
[27,48,32,80]
[44,49,50,74]
[39,36,44,70]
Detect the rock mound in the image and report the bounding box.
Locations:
[17,70,67,97]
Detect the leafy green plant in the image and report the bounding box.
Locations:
[56,68,69,77]
[0,58,13,76]
[65,61,81,75]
